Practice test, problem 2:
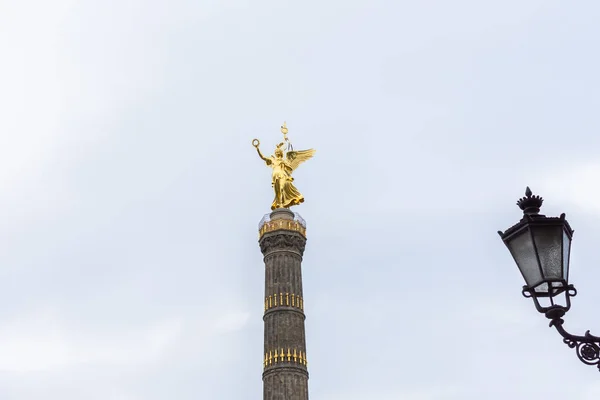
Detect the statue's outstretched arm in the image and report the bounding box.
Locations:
[252,139,271,165]
[256,147,267,161]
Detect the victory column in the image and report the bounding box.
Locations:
[253,123,315,400]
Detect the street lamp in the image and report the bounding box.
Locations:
[498,187,600,371]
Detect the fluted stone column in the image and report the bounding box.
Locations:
[259,208,309,400]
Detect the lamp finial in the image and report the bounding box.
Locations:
[517,186,544,215]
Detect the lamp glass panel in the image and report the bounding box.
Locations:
[563,230,571,281]
[533,282,549,294]
[506,229,542,287]
[531,225,563,280]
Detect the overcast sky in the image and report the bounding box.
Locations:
[1,1,600,399]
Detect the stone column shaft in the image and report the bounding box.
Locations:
[259,209,309,400]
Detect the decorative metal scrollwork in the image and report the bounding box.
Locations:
[551,318,600,371]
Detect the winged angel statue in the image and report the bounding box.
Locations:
[252,122,315,210]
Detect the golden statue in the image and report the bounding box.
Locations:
[252,122,315,210]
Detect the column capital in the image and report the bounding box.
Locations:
[259,232,306,256]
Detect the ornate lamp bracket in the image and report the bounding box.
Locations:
[528,284,600,371]
[550,318,600,371]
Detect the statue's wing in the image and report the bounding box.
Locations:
[286,149,316,171]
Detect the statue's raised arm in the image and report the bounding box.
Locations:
[252,138,272,165]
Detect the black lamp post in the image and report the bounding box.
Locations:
[498,187,600,371]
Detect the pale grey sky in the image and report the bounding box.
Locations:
[1,0,600,399]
